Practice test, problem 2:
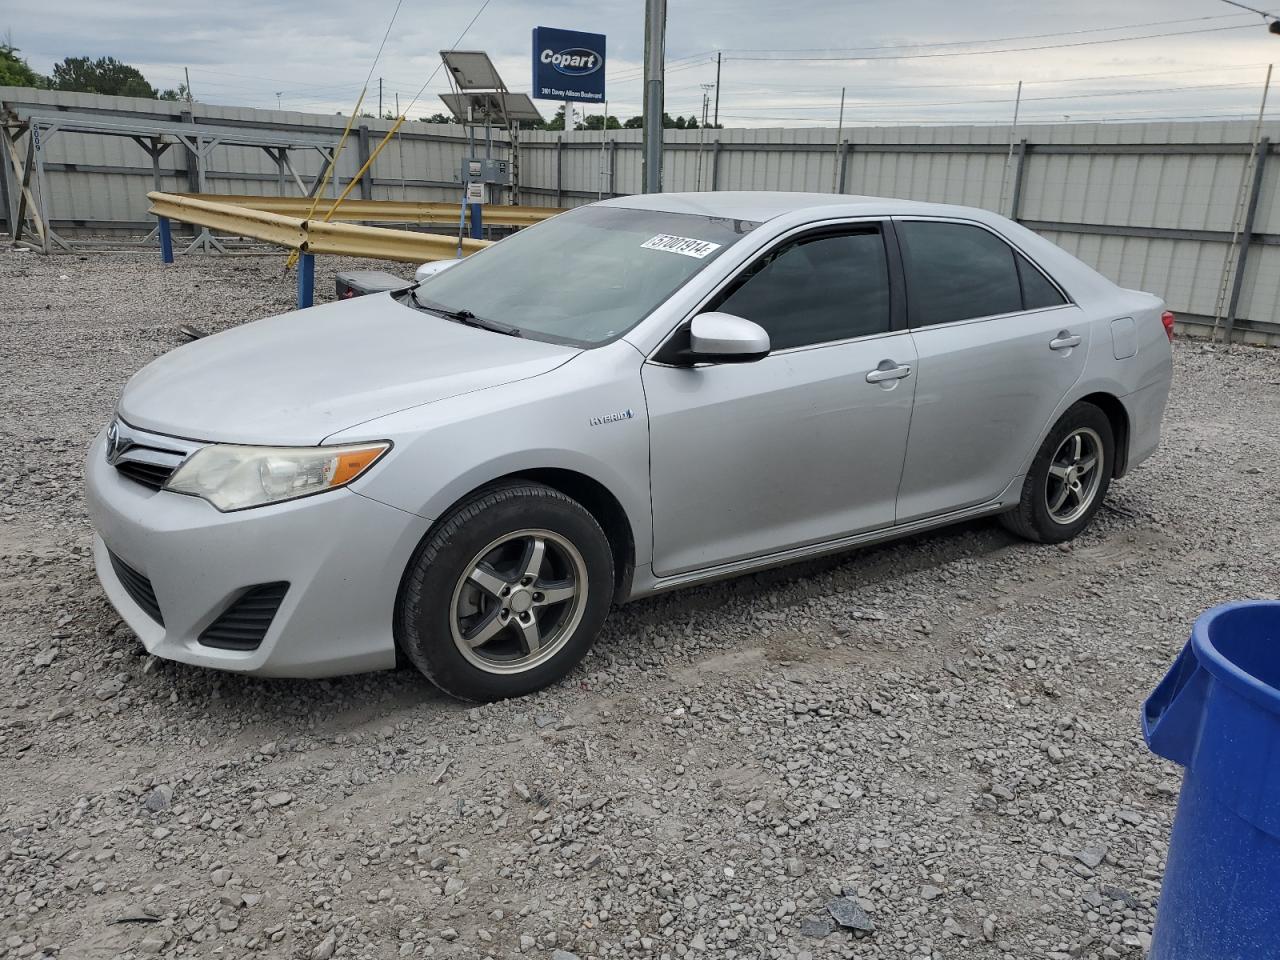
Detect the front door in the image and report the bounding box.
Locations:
[643,223,917,578]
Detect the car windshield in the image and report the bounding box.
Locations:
[410,205,758,346]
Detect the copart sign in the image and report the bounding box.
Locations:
[532,26,606,103]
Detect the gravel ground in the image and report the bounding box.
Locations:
[2,245,1279,960]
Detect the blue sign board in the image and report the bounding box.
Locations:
[532,26,606,103]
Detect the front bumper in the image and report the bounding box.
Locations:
[86,429,433,677]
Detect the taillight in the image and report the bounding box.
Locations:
[1161,310,1175,342]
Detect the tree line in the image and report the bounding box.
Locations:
[1,43,191,100]
[416,106,721,130]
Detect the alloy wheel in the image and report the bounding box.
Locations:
[449,529,588,675]
[1045,427,1104,525]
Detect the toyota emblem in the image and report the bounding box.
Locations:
[105,421,123,463]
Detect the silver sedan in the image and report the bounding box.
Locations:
[86,192,1173,700]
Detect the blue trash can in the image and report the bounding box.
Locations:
[1143,601,1280,959]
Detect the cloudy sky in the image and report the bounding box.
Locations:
[4,0,1279,127]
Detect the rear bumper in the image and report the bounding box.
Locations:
[1121,374,1172,474]
[86,428,432,677]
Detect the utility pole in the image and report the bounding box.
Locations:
[642,0,667,193]
[275,91,282,110]
[713,51,721,127]
[696,84,712,189]
[184,66,194,103]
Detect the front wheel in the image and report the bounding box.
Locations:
[1001,402,1114,544]
[396,482,614,701]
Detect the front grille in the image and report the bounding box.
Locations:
[199,582,290,651]
[107,551,164,626]
[115,459,176,491]
[106,418,193,493]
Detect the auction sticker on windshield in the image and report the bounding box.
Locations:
[640,234,722,259]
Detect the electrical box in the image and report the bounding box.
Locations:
[461,157,511,186]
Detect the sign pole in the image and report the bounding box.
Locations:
[642,0,667,193]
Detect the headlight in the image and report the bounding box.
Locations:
[164,442,390,511]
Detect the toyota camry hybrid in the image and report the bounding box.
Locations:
[86,192,1173,701]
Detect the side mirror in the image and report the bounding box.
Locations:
[414,258,462,283]
[686,312,771,364]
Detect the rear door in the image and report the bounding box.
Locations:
[892,218,1087,523]
[644,222,917,577]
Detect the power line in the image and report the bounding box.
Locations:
[363,0,403,90]
[404,0,491,116]
[611,53,716,83]
[724,23,1261,62]
[726,81,1265,112]
[720,12,1253,54]
[1219,0,1279,19]
[693,62,1275,96]
[718,109,1265,124]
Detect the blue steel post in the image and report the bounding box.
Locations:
[297,253,315,308]
[158,216,174,264]
[470,201,483,239]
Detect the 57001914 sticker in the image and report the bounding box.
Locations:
[640,234,723,259]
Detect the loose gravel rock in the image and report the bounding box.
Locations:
[1,246,1279,959]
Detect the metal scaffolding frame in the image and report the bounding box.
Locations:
[0,108,342,254]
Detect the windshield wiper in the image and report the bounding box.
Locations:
[414,297,521,337]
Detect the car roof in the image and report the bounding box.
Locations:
[596,190,990,224]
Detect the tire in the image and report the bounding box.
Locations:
[396,482,614,702]
[1000,402,1115,544]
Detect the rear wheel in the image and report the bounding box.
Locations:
[1001,402,1114,544]
[397,482,613,701]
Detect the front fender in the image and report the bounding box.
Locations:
[332,343,654,567]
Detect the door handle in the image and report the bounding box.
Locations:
[1049,332,1082,351]
[866,362,912,383]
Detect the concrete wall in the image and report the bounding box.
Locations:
[4,86,1278,335]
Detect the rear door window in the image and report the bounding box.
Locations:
[896,220,1023,327]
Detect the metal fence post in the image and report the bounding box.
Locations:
[297,253,315,308]
[555,136,564,206]
[1010,138,1029,221]
[180,109,200,194]
[32,123,53,254]
[608,139,617,197]
[0,132,11,237]
[837,140,850,194]
[710,140,721,191]
[357,125,373,201]
[158,216,174,263]
[1224,136,1270,345]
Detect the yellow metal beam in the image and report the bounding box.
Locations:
[304,220,490,263]
[148,193,306,249]
[146,191,493,263]
[176,193,561,227]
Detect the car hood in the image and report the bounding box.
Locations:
[118,293,580,445]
